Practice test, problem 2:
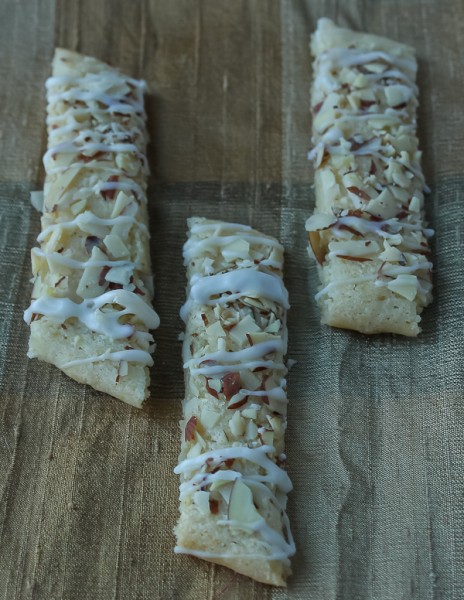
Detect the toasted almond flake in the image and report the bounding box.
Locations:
[409,196,421,213]
[308,230,327,265]
[185,415,198,442]
[30,191,44,213]
[110,191,133,218]
[246,420,258,440]
[227,392,248,410]
[387,274,418,301]
[70,198,87,215]
[239,369,261,390]
[105,265,133,286]
[186,441,203,459]
[209,497,219,514]
[193,491,211,514]
[221,372,241,401]
[229,314,261,345]
[242,408,258,420]
[227,480,261,523]
[305,213,337,232]
[228,411,245,436]
[206,320,225,339]
[103,234,129,258]
[200,407,221,429]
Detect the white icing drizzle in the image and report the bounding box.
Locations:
[47,88,144,113]
[333,215,432,238]
[37,212,148,242]
[241,387,288,402]
[190,221,253,235]
[46,73,146,91]
[323,109,407,126]
[184,340,286,370]
[315,260,432,301]
[43,140,139,165]
[24,290,160,335]
[216,513,294,561]
[363,68,417,92]
[175,446,295,561]
[180,269,289,321]
[320,48,417,74]
[314,275,377,301]
[379,261,432,276]
[32,247,138,271]
[61,348,153,369]
[55,179,145,210]
[175,445,292,493]
[314,47,417,96]
[308,135,383,162]
[48,125,145,145]
[191,360,286,377]
[183,233,283,261]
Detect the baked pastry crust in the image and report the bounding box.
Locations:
[306,19,433,336]
[24,49,159,407]
[174,218,294,586]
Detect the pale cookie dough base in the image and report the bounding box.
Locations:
[29,320,149,407]
[175,501,289,587]
[318,259,421,337]
[312,17,414,57]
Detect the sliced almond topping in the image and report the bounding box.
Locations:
[186,442,203,459]
[227,392,248,410]
[185,415,198,442]
[103,234,129,258]
[336,254,372,262]
[242,407,258,420]
[229,314,261,345]
[206,320,225,339]
[105,265,133,286]
[228,411,245,436]
[200,407,221,429]
[70,198,87,215]
[221,372,241,401]
[387,274,418,301]
[193,490,211,515]
[209,497,219,515]
[305,213,337,232]
[239,369,261,390]
[308,230,327,265]
[227,479,261,523]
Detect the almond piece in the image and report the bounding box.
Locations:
[227,479,261,523]
[308,230,326,265]
[229,315,261,345]
[193,491,211,515]
[387,274,418,301]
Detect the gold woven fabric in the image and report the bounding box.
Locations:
[1,1,463,599]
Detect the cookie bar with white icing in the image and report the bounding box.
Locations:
[306,18,433,336]
[174,218,295,586]
[24,49,159,407]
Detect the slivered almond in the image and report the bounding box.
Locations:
[185,416,198,442]
[308,230,326,265]
[336,255,373,262]
[347,186,370,201]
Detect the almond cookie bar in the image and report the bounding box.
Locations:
[174,218,295,586]
[306,18,433,336]
[24,49,159,407]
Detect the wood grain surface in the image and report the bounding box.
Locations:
[1,1,463,599]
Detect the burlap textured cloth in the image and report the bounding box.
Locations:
[0,1,463,599]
